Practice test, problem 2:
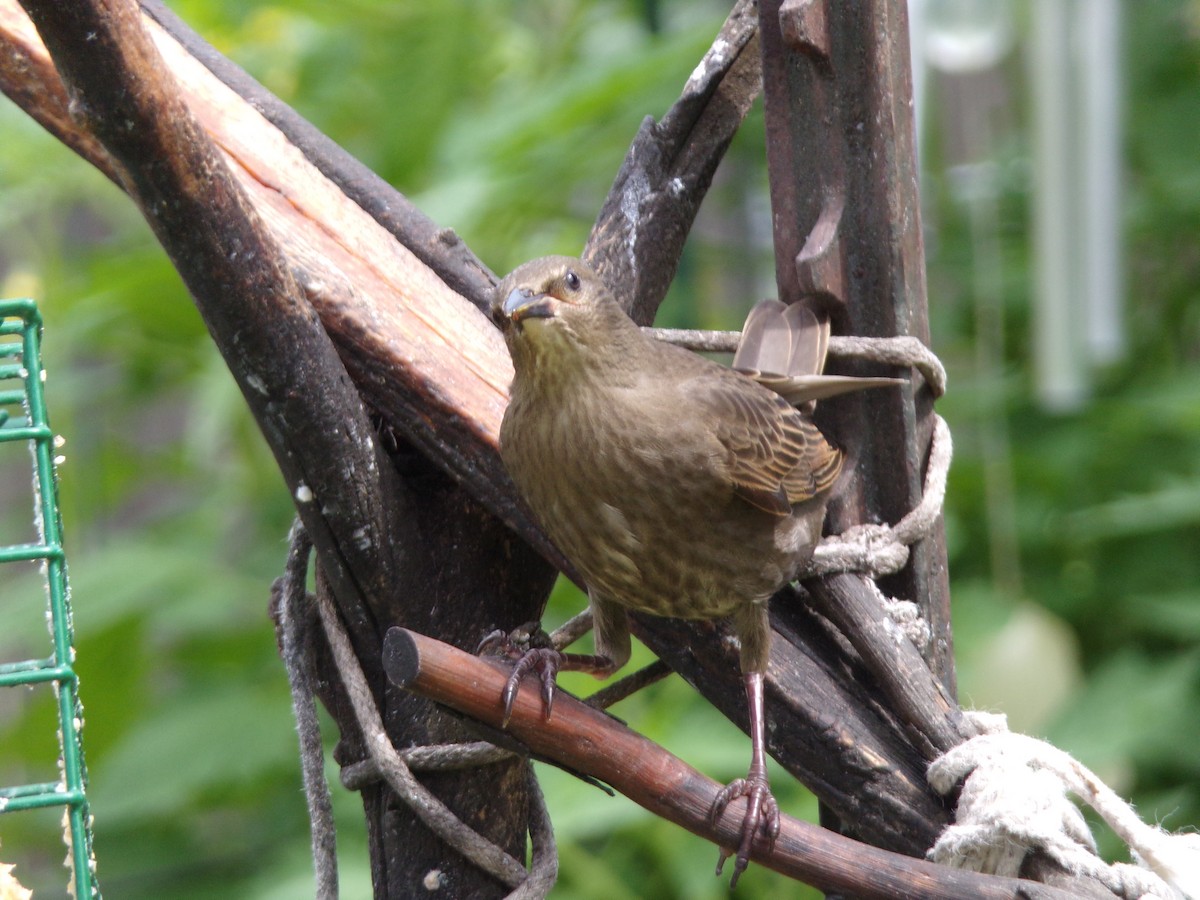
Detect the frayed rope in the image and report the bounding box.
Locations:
[929,712,1200,900]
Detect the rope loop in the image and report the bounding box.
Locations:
[809,414,952,578]
[276,521,557,899]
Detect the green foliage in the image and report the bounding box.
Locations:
[1,0,1198,897]
[925,0,1200,866]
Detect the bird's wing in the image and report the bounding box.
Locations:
[696,373,843,516]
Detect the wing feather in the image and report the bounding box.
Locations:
[696,372,843,515]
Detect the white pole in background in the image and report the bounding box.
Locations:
[1031,0,1087,411]
[1080,0,1124,365]
[1031,0,1124,409]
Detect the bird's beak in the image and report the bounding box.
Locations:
[501,288,556,326]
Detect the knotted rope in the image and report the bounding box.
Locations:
[808,413,952,579]
[929,713,1200,900]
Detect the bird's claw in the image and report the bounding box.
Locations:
[477,622,562,727]
[501,647,563,725]
[710,774,780,887]
[476,628,509,655]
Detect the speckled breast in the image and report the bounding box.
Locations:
[501,391,820,620]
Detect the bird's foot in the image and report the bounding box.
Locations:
[477,620,554,659]
[477,622,562,726]
[479,622,617,727]
[709,771,780,887]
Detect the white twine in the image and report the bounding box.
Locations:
[876,587,933,651]
[807,414,953,579]
[929,713,1200,900]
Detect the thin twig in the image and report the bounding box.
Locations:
[584,661,673,710]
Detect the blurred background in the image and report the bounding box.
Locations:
[1,1,1198,897]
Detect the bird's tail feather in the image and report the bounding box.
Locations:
[733,298,904,406]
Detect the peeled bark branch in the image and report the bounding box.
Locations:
[8,0,547,894]
[14,0,408,663]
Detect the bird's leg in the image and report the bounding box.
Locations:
[479,598,630,727]
[710,601,780,885]
[710,670,780,885]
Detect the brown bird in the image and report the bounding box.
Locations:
[491,255,899,883]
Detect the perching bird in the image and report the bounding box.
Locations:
[490,255,899,883]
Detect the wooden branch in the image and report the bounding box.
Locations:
[13,0,414,666]
[585,0,762,325]
[808,575,965,757]
[384,627,1082,900]
[756,0,957,691]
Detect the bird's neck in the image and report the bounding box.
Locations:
[512,303,647,397]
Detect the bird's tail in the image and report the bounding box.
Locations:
[733,299,902,407]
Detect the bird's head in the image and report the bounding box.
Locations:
[492,256,637,374]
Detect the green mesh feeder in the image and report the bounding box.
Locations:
[0,299,99,899]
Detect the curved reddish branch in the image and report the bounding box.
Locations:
[384,627,1082,900]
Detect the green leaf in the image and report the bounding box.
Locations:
[90,683,298,824]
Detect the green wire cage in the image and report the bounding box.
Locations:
[0,299,99,898]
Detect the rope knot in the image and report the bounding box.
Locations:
[804,414,952,580]
[929,720,1199,899]
[808,520,909,577]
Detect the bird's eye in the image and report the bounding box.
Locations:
[564,270,581,292]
